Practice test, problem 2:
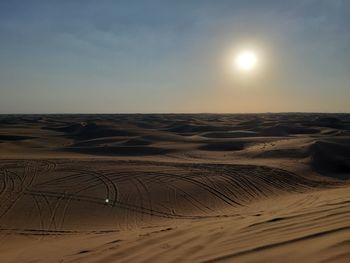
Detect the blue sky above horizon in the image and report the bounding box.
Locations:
[0,0,349,113]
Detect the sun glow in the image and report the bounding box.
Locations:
[235,51,257,72]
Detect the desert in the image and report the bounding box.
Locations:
[0,113,349,262]
[1,1,350,262]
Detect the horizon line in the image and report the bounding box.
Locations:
[0,111,349,115]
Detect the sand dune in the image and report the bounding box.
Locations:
[310,139,350,179]
[0,113,350,262]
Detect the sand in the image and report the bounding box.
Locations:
[0,113,349,262]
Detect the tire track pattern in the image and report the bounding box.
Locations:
[0,160,342,234]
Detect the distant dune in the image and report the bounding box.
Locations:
[0,113,349,262]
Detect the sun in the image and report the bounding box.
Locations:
[235,51,257,72]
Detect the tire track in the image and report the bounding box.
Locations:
[0,159,346,234]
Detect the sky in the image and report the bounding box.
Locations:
[0,0,349,113]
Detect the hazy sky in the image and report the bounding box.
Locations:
[0,0,349,113]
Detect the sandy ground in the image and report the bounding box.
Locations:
[0,113,349,262]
